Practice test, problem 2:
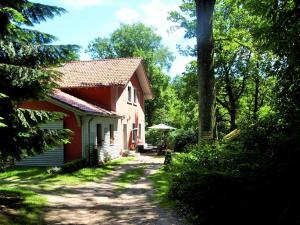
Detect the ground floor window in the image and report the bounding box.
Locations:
[138,123,141,140]
[109,124,114,145]
[132,123,137,142]
[96,124,103,146]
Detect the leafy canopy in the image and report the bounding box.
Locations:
[0,0,79,162]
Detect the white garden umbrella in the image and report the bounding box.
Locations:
[148,124,176,148]
[148,124,176,130]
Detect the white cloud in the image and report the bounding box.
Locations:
[113,0,194,77]
[115,8,140,24]
[60,0,114,8]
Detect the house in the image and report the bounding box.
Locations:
[16,58,153,166]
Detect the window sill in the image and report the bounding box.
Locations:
[133,103,137,106]
[127,101,133,105]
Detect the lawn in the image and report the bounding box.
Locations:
[0,187,46,225]
[0,156,134,224]
[149,167,176,209]
[0,157,135,192]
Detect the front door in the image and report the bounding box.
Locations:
[123,124,128,149]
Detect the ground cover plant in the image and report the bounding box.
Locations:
[0,187,46,225]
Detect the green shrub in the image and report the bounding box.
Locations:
[145,129,162,145]
[61,159,86,174]
[168,129,198,152]
[167,116,300,225]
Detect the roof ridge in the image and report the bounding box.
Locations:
[66,57,143,64]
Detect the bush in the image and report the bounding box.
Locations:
[145,129,163,146]
[166,116,300,225]
[61,159,86,174]
[168,129,198,152]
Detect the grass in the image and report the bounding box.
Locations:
[149,167,176,209]
[116,166,146,191]
[0,187,46,225]
[0,156,135,224]
[0,157,135,191]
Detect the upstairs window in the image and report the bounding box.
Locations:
[128,86,132,102]
[133,89,137,104]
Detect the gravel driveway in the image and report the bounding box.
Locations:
[42,154,182,225]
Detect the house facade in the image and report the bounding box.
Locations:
[16,58,153,166]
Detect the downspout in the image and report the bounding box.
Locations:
[87,116,94,165]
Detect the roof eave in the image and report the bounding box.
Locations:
[47,97,121,118]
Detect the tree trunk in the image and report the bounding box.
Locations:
[195,0,216,141]
[253,76,260,120]
[229,108,237,131]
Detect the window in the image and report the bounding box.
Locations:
[132,123,137,142]
[109,124,114,145]
[96,124,102,146]
[127,86,132,102]
[133,89,137,104]
[138,123,141,140]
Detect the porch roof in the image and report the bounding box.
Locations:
[49,89,119,117]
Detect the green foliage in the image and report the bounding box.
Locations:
[168,129,197,152]
[0,157,135,189]
[169,0,275,134]
[243,0,300,128]
[164,1,300,224]
[61,159,87,174]
[166,115,300,224]
[0,0,79,162]
[0,187,46,225]
[149,168,176,209]
[86,23,174,126]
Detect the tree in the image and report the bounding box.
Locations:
[195,0,217,140]
[170,0,276,135]
[215,45,251,131]
[244,0,300,128]
[0,1,79,163]
[86,23,174,126]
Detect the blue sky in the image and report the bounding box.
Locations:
[31,0,195,77]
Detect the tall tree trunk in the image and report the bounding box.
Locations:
[229,108,237,130]
[195,0,216,141]
[253,75,260,120]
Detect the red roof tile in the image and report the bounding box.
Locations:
[50,89,119,117]
[56,58,143,88]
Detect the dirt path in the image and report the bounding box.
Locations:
[42,154,182,225]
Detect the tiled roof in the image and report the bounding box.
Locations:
[49,89,119,117]
[56,58,143,88]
